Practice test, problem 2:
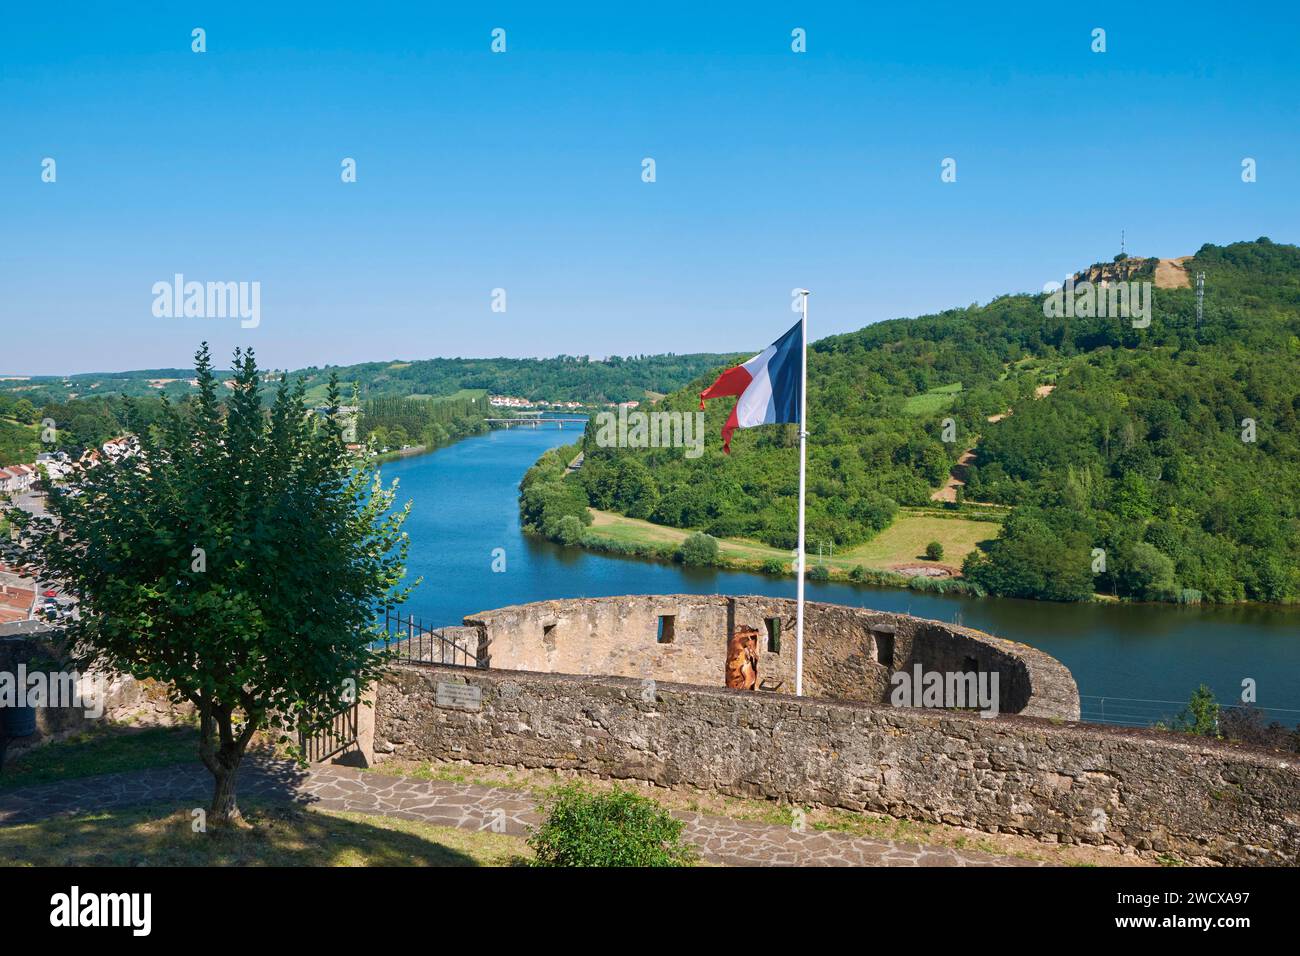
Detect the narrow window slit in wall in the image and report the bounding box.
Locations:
[871,625,895,669]
[765,617,781,653]
[657,615,675,644]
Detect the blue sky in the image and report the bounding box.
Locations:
[2,1,1298,375]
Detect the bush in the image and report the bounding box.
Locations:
[849,564,866,582]
[924,541,944,561]
[1166,685,1221,737]
[678,532,719,566]
[761,558,786,575]
[1219,705,1300,752]
[527,785,697,867]
[808,564,830,582]
[554,514,586,546]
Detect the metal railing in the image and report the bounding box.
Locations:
[299,702,358,763]
[1080,694,1300,729]
[380,608,480,668]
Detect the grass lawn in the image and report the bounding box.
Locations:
[0,803,527,867]
[586,507,999,574]
[901,381,962,416]
[838,512,996,568]
[0,725,202,791]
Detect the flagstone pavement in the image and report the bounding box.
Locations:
[0,759,1043,867]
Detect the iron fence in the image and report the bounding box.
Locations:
[380,608,480,668]
[299,701,358,763]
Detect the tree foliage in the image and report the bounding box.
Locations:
[7,345,411,824]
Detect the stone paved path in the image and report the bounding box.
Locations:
[0,760,1040,867]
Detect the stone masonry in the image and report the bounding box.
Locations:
[373,663,1300,866]
[462,595,1079,719]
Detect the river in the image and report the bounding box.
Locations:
[381,423,1300,728]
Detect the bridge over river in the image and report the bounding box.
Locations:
[485,417,587,429]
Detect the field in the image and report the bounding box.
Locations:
[586,507,999,574]
[901,381,962,416]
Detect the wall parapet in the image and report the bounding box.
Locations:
[374,662,1300,866]
[462,594,1079,720]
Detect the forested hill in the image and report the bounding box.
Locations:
[0,352,741,408]
[564,238,1300,604]
[0,351,739,463]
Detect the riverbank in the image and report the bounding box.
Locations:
[380,421,1300,722]
[371,444,430,464]
[569,506,997,597]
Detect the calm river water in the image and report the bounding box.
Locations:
[381,424,1300,727]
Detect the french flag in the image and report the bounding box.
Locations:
[699,320,803,454]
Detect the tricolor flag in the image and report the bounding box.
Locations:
[698,320,804,453]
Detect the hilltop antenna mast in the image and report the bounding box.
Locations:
[1195,271,1206,337]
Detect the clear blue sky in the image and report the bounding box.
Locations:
[3,1,1297,375]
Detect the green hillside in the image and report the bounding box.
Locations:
[0,353,739,468]
[533,238,1300,605]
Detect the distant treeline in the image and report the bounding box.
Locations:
[359,394,489,451]
[297,353,743,405]
[1,353,741,424]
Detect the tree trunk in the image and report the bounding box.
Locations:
[196,697,259,827]
[210,761,242,825]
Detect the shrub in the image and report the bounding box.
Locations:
[808,564,830,582]
[1166,685,1221,737]
[678,532,719,566]
[849,564,866,582]
[554,514,586,546]
[1219,705,1300,752]
[761,558,786,575]
[925,541,944,561]
[527,785,697,867]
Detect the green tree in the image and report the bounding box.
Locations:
[925,541,944,561]
[1118,541,1177,600]
[678,532,719,566]
[964,511,1094,601]
[11,398,38,425]
[8,345,410,825]
[554,514,586,546]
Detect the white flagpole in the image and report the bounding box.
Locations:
[795,289,809,697]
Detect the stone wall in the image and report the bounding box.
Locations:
[0,627,190,759]
[464,595,1079,720]
[373,663,1300,866]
